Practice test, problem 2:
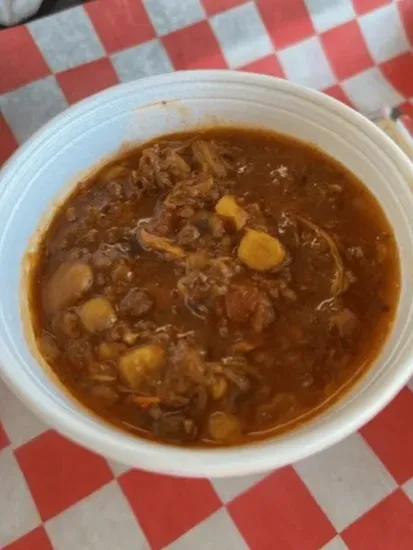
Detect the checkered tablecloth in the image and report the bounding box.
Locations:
[1,0,413,548]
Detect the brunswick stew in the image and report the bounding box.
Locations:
[29,128,399,446]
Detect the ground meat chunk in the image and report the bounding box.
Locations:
[225,285,257,323]
[119,288,154,318]
[66,339,94,368]
[156,341,208,405]
[176,223,200,246]
[169,340,206,385]
[111,261,133,284]
[54,310,81,338]
[178,256,240,318]
[225,284,275,332]
[346,246,364,261]
[147,206,177,236]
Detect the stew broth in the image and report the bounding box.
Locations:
[29,128,400,446]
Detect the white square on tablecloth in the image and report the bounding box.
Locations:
[402,476,413,504]
[28,6,105,72]
[143,0,206,36]
[111,39,173,83]
[210,1,273,68]
[321,536,349,550]
[211,472,268,504]
[0,379,46,447]
[0,449,41,547]
[107,459,130,477]
[304,0,355,33]
[342,67,403,114]
[0,76,68,143]
[359,3,410,64]
[294,432,397,531]
[45,481,149,550]
[165,508,248,550]
[278,36,335,90]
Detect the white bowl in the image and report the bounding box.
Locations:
[1,71,413,478]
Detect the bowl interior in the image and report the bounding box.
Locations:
[1,72,413,477]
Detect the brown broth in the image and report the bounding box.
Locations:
[29,128,400,446]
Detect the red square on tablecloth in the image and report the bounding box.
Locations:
[352,0,391,16]
[342,490,413,550]
[163,21,227,70]
[240,54,285,77]
[0,419,10,450]
[399,101,413,120]
[4,527,53,550]
[202,0,247,16]
[323,84,353,107]
[321,20,374,80]
[398,0,413,48]
[0,26,50,94]
[15,430,113,521]
[256,0,315,50]
[0,114,18,165]
[86,0,155,54]
[229,466,336,550]
[380,53,413,99]
[56,58,119,104]
[119,469,222,550]
[361,388,413,484]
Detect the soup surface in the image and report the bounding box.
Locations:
[29,128,399,446]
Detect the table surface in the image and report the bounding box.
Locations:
[1,1,413,549]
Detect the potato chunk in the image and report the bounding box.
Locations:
[138,228,185,259]
[45,262,93,314]
[238,229,286,271]
[209,377,228,400]
[118,344,165,389]
[78,297,117,333]
[215,195,248,230]
[207,411,241,442]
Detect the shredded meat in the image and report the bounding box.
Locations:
[136,139,238,196]
[164,175,221,208]
[138,144,191,191]
[191,140,234,178]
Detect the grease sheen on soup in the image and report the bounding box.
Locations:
[29,128,400,446]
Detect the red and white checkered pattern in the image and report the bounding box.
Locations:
[1,0,413,548]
